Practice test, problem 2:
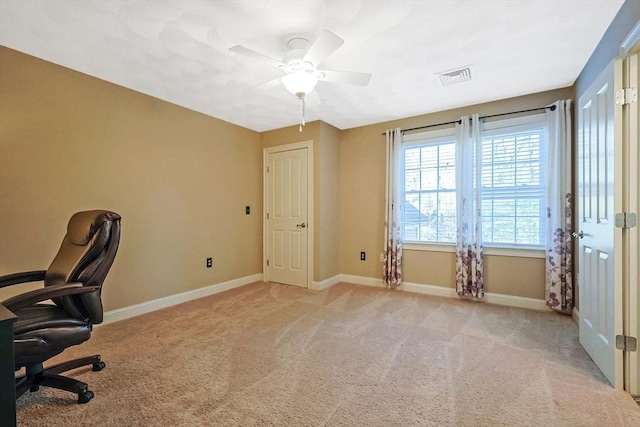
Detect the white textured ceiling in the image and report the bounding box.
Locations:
[0,0,624,132]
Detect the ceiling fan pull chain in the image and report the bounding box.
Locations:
[299,95,306,132]
[299,97,302,132]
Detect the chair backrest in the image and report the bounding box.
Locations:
[44,210,121,324]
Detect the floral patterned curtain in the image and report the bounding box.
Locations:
[455,115,484,298]
[545,100,573,313]
[382,128,403,287]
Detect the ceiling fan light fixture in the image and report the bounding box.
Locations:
[281,70,318,98]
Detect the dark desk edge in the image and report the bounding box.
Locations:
[0,304,17,427]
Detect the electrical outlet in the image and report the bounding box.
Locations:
[360,251,366,261]
[245,206,250,215]
[206,257,213,268]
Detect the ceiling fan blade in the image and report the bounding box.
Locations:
[305,90,321,108]
[319,70,372,86]
[229,45,284,68]
[303,30,344,66]
[248,77,283,92]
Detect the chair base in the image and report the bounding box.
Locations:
[16,355,105,404]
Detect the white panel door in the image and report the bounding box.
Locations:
[266,148,308,288]
[577,59,623,388]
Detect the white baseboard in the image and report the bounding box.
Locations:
[102,273,263,325]
[339,274,384,288]
[401,281,458,299]
[311,274,342,291]
[339,275,549,312]
[483,292,548,311]
[101,271,550,326]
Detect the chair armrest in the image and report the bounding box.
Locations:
[0,270,46,289]
[1,284,99,314]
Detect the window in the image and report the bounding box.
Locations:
[481,115,547,248]
[400,114,548,249]
[402,129,456,243]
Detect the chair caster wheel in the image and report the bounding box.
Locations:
[78,390,94,404]
[92,361,106,371]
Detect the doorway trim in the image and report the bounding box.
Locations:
[621,38,640,397]
[620,20,640,56]
[263,140,314,288]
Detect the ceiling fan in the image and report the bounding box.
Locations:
[229,30,372,131]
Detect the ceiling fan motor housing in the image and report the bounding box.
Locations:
[283,37,313,67]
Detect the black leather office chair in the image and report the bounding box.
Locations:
[0,210,121,404]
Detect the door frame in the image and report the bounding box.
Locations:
[263,140,314,288]
[621,32,640,397]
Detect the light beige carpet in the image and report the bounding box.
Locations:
[15,282,640,426]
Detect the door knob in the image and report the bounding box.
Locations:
[296,223,306,228]
[571,231,584,239]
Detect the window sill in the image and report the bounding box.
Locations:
[404,243,455,253]
[484,247,546,259]
[403,243,546,259]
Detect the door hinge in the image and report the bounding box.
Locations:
[616,87,638,105]
[616,335,638,352]
[267,213,269,220]
[266,259,269,266]
[267,166,269,173]
[615,212,638,228]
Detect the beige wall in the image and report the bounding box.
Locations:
[318,122,341,281]
[340,87,574,299]
[260,121,321,149]
[0,45,578,309]
[0,47,263,311]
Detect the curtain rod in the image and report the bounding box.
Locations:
[380,104,556,136]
